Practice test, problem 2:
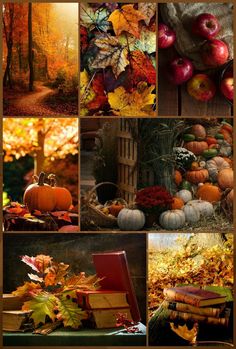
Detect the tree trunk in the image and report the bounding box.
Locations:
[3,4,14,88]
[34,119,45,174]
[64,34,70,63]
[28,3,34,91]
[17,31,23,72]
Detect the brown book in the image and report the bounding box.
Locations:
[169,310,229,327]
[93,251,140,322]
[163,300,223,318]
[88,307,132,329]
[3,294,24,311]
[3,310,33,332]
[164,286,226,307]
[76,290,129,309]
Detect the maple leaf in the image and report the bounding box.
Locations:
[128,50,156,85]
[108,82,155,117]
[22,293,58,326]
[44,262,69,287]
[87,73,108,111]
[108,4,146,38]
[63,273,101,291]
[57,290,87,328]
[138,3,156,26]
[119,29,156,55]
[170,323,198,344]
[92,34,129,78]
[12,281,42,298]
[80,4,110,32]
[21,255,52,273]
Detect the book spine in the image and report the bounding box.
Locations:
[163,300,221,318]
[169,310,229,327]
[163,289,200,307]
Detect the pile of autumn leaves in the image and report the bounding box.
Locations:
[80,3,156,116]
[148,235,234,317]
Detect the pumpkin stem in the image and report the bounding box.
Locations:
[38,172,45,186]
[48,173,57,187]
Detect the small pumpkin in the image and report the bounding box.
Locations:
[206,137,217,146]
[176,189,192,203]
[191,124,206,140]
[183,204,200,223]
[108,204,125,217]
[186,200,214,217]
[190,161,200,170]
[23,172,56,212]
[206,156,230,181]
[174,170,182,186]
[184,141,208,155]
[217,168,233,190]
[219,141,232,157]
[171,197,184,210]
[219,128,232,145]
[117,208,145,231]
[186,169,209,184]
[221,121,233,134]
[197,183,221,203]
[49,174,72,211]
[159,209,185,230]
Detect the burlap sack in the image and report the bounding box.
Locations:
[160,3,233,70]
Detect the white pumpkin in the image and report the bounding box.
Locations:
[159,210,185,230]
[117,208,145,231]
[186,200,214,217]
[206,156,230,181]
[176,189,192,203]
[183,204,200,223]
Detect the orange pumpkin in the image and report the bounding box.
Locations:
[23,172,56,212]
[219,128,232,145]
[174,170,182,186]
[191,124,206,140]
[186,169,209,184]
[109,204,125,217]
[222,157,232,167]
[221,122,233,134]
[206,137,217,146]
[217,168,233,189]
[184,141,208,155]
[171,197,184,210]
[49,174,72,211]
[197,183,221,203]
[191,162,200,170]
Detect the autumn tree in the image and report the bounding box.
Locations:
[3,118,78,174]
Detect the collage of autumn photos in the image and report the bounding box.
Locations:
[1,1,235,348]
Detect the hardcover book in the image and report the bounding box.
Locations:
[76,289,129,309]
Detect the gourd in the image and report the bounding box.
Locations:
[108,204,125,217]
[219,141,232,157]
[117,208,145,231]
[184,141,208,155]
[173,147,196,169]
[176,189,192,203]
[171,197,184,210]
[180,180,192,191]
[159,210,185,230]
[174,170,182,186]
[197,183,221,203]
[206,137,217,146]
[49,174,72,211]
[191,124,206,140]
[186,169,209,184]
[183,204,200,223]
[217,168,233,189]
[206,156,230,181]
[186,200,214,217]
[202,149,218,159]
[23,172,56,212]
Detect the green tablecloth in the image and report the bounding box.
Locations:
[3,323,146,346]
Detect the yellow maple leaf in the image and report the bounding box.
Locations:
[170,322,198,344]
[108,82,155,117]
[80,70,95,116]
[108,4,146,38]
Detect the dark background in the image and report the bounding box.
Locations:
[3,233,146,323]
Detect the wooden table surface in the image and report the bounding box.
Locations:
[158,15,233,118]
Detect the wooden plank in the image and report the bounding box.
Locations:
[119,183,136,194]
[118,156,136,166]
[117,131,133,139]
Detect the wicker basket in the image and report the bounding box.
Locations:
[87,182,122,228]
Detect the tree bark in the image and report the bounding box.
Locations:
[28,3,34,91]
[3,4,14,88]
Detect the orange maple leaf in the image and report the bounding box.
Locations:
[108,4,146,38]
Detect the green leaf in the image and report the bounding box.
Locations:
[80,4,110,32]
[23,293,57,326]
[57,290,87,329]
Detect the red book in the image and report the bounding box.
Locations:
[93,251,141,322]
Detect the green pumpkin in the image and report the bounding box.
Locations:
[180,180,192,191]
[183,134,196,142]
[202,149,218,159]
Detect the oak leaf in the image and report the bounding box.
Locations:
[138,3,156,25]
[108,4,146,38]
[92,34,129,78]
[80,4,110,32]
[108,82,155,116]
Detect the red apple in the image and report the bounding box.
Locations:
[187,74,216,101]
[192,13,220,39]
[167,57,194,85]
[201,39,229,67]
[158,23,176,49]
[220,77,234,101]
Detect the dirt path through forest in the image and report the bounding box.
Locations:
[13,81,60,116]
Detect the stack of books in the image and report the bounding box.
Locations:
[3,294,34,332]
[77,289,133,328]
[163,286,230,327]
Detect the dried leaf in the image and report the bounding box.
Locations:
[44,262,69,286]
[170,323,198,344]
[12,281,42,298]
[138,3,156,25]
[21,255,52,273]
[28,274,44,283]
[80,4,110,32]
[128,50,156,85]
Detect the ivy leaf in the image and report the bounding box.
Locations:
[22,293,58,326]
[108,82,155,117]
[80,4,110,32]
[12,281,42,298]
[138,3,156,26]
[92,34,129,78]
[44,262,69,287]
[108,4,146,38]
[57,290,87,329]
